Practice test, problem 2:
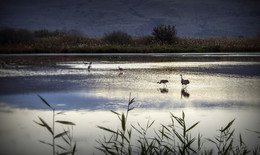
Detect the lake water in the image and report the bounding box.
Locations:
[0,54,260,154]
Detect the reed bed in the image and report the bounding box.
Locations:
[1,35,260,53]
[34,95,260,155]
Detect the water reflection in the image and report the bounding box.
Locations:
[158,88,169,94]
[181,88,190,99]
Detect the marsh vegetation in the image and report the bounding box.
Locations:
[0,26,259,53]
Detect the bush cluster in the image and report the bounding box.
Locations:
[104,30,133,45]
[152,24,177,44]
[0,28,34,44]
[0,27,83,45]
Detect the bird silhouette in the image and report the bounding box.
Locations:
[118,66,123,71]
[157,80,169,87]
[88,62,92,70]
[180,74,190,85]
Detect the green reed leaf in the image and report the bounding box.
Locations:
[56,144,67,151]
[33,120,44,127]
[110,110,120,115]
[38,95,53,110]
[239,134,243,146]
[54,131,68,139]
[226,129,235,142]
[121,113,126,131]
[129,97,135,105]
[128,107,135,112]
[127,129,132,139]
[56,120,76,126]
[38,117,53,135]
[39,140,53,147]
[206,138,218,146]
[97,126,117,134]
[59,151,73,155]
[148,120,155,128]
[173,129,184,144]
[220,119,235,132]
[186,121,200,132]
[56,112,65,115]
[131,125,142,135]
[62,136,70,146]
[72,143,76,155]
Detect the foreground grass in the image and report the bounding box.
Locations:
[35,95,260,155]
[96,95,260,155]
[1,36,260,53]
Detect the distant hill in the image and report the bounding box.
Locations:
[0,0,259,37]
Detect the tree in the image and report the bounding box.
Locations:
[152,24,177,44]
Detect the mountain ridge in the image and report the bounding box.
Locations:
[0,0,259,37]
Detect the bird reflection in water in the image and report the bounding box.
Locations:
[157,88,169,94]
[118,72,123,76]
[181,88,190,99]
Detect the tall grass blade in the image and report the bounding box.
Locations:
[220,119,235,132]
[110,110,120,115]
[38,95,53,110]
[56,144,67,151]
[97,126,117,134]
[239,134,243,146]
[56,112,65,115]
[131,125,142,135]
[33,120,45,127]
[58,151,72,155]
[173,129,184,144]
[226,129,235,142]
[56,121,76,126]
[206,138,218,146]
[128,107,135,112]
[148,120,155,128]
[72,143,76,155]
[186,121,200,132]
[62,136,70,146]
[121,113,126,131]
[54,131,68,139]
[129,98,135,105]
[38,117,53,135]
[39,140,53,147]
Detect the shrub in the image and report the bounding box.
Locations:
[34,29,65,38]
[104,30,133,45]
[152,24,177,44]
[0,27,33,44]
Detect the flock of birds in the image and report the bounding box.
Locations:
[157,74,190,87]
[84,61,190,87]
[1,60,190,87]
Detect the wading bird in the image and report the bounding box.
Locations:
[157,80,169,87]
[180,74,190,85]
[88,62,92,70]
[118,66,123,71]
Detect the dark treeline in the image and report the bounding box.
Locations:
[0,25,260,53]
[0,27,84,44]
[0,25,177,45]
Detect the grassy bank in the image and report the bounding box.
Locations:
[1,35,260,53]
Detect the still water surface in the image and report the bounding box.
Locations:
[0,59,260,154]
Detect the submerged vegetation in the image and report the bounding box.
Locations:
[1,26,260,53]
[35,95,260,155]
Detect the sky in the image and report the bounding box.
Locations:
[0,0,260,37]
